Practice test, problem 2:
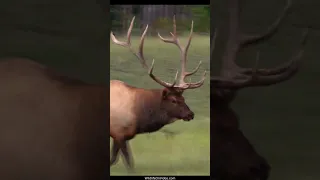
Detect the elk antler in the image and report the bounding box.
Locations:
[110,17,148,69]
[211,0,308,89]
[111,17,179,88]
[158,15,206,90]
[111,16,206,90]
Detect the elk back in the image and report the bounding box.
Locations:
[0,58,108,180]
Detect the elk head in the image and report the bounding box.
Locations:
[211,0,308,179]
[111,16,206,122]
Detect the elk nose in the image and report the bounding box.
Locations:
[189,112,194,119]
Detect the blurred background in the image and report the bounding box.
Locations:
[110,5,210,176]
[0,0,109,83]
[111,5,209,36]
[212,0,320,179]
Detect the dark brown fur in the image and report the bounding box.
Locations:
[110,80,193,169]
[211,90,270,180]
[0,57,108,180]
[133,88,190,134]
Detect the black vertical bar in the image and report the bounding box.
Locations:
[209,0,214,178]
[98,0,110,179]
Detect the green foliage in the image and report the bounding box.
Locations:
[110,5,210,33]
[152,17,190,33]
[110,6,122,31]
[190,5,210,32]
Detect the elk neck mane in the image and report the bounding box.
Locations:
[131,86,174,134]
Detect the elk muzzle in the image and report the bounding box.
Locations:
[183,111,194,121]
[175,103,194,121]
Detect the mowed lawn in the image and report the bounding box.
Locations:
[110,35,210,175]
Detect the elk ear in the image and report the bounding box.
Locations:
[162,88,170,100]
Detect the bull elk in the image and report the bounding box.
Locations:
[211,0,308,179]
[0,58,108,179]
[110,16,206,170]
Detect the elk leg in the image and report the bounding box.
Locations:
[110,140,120,166]
[120,141,134,171]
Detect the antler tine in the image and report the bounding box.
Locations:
[110,16,135,47]
[212,29,309,89]
[111,16,144,64]
[157,16,206,90]
[148,59,179,88]
[180,20,194,80]
[240,0,292,46]
[137,24,149,69]
[242,28,309,86]
[157,15,182,49]
[179,19,206,90]
[240,28,308,76]
[211,0,303,90]
[111,16,181,89]
[233,0,293,74]
[181,70,207,89]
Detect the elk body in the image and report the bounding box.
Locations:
[0,58,108,180]
[110,16,206,170]
[211,0,308,179]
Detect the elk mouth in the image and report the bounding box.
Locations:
[182,113,194,121]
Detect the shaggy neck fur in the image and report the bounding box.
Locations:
[133,89,175,134]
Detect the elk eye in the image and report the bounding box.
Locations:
[171,100,177,104]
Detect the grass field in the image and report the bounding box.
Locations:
[110,35,210,176]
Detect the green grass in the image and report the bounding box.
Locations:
[110,35,210,176]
